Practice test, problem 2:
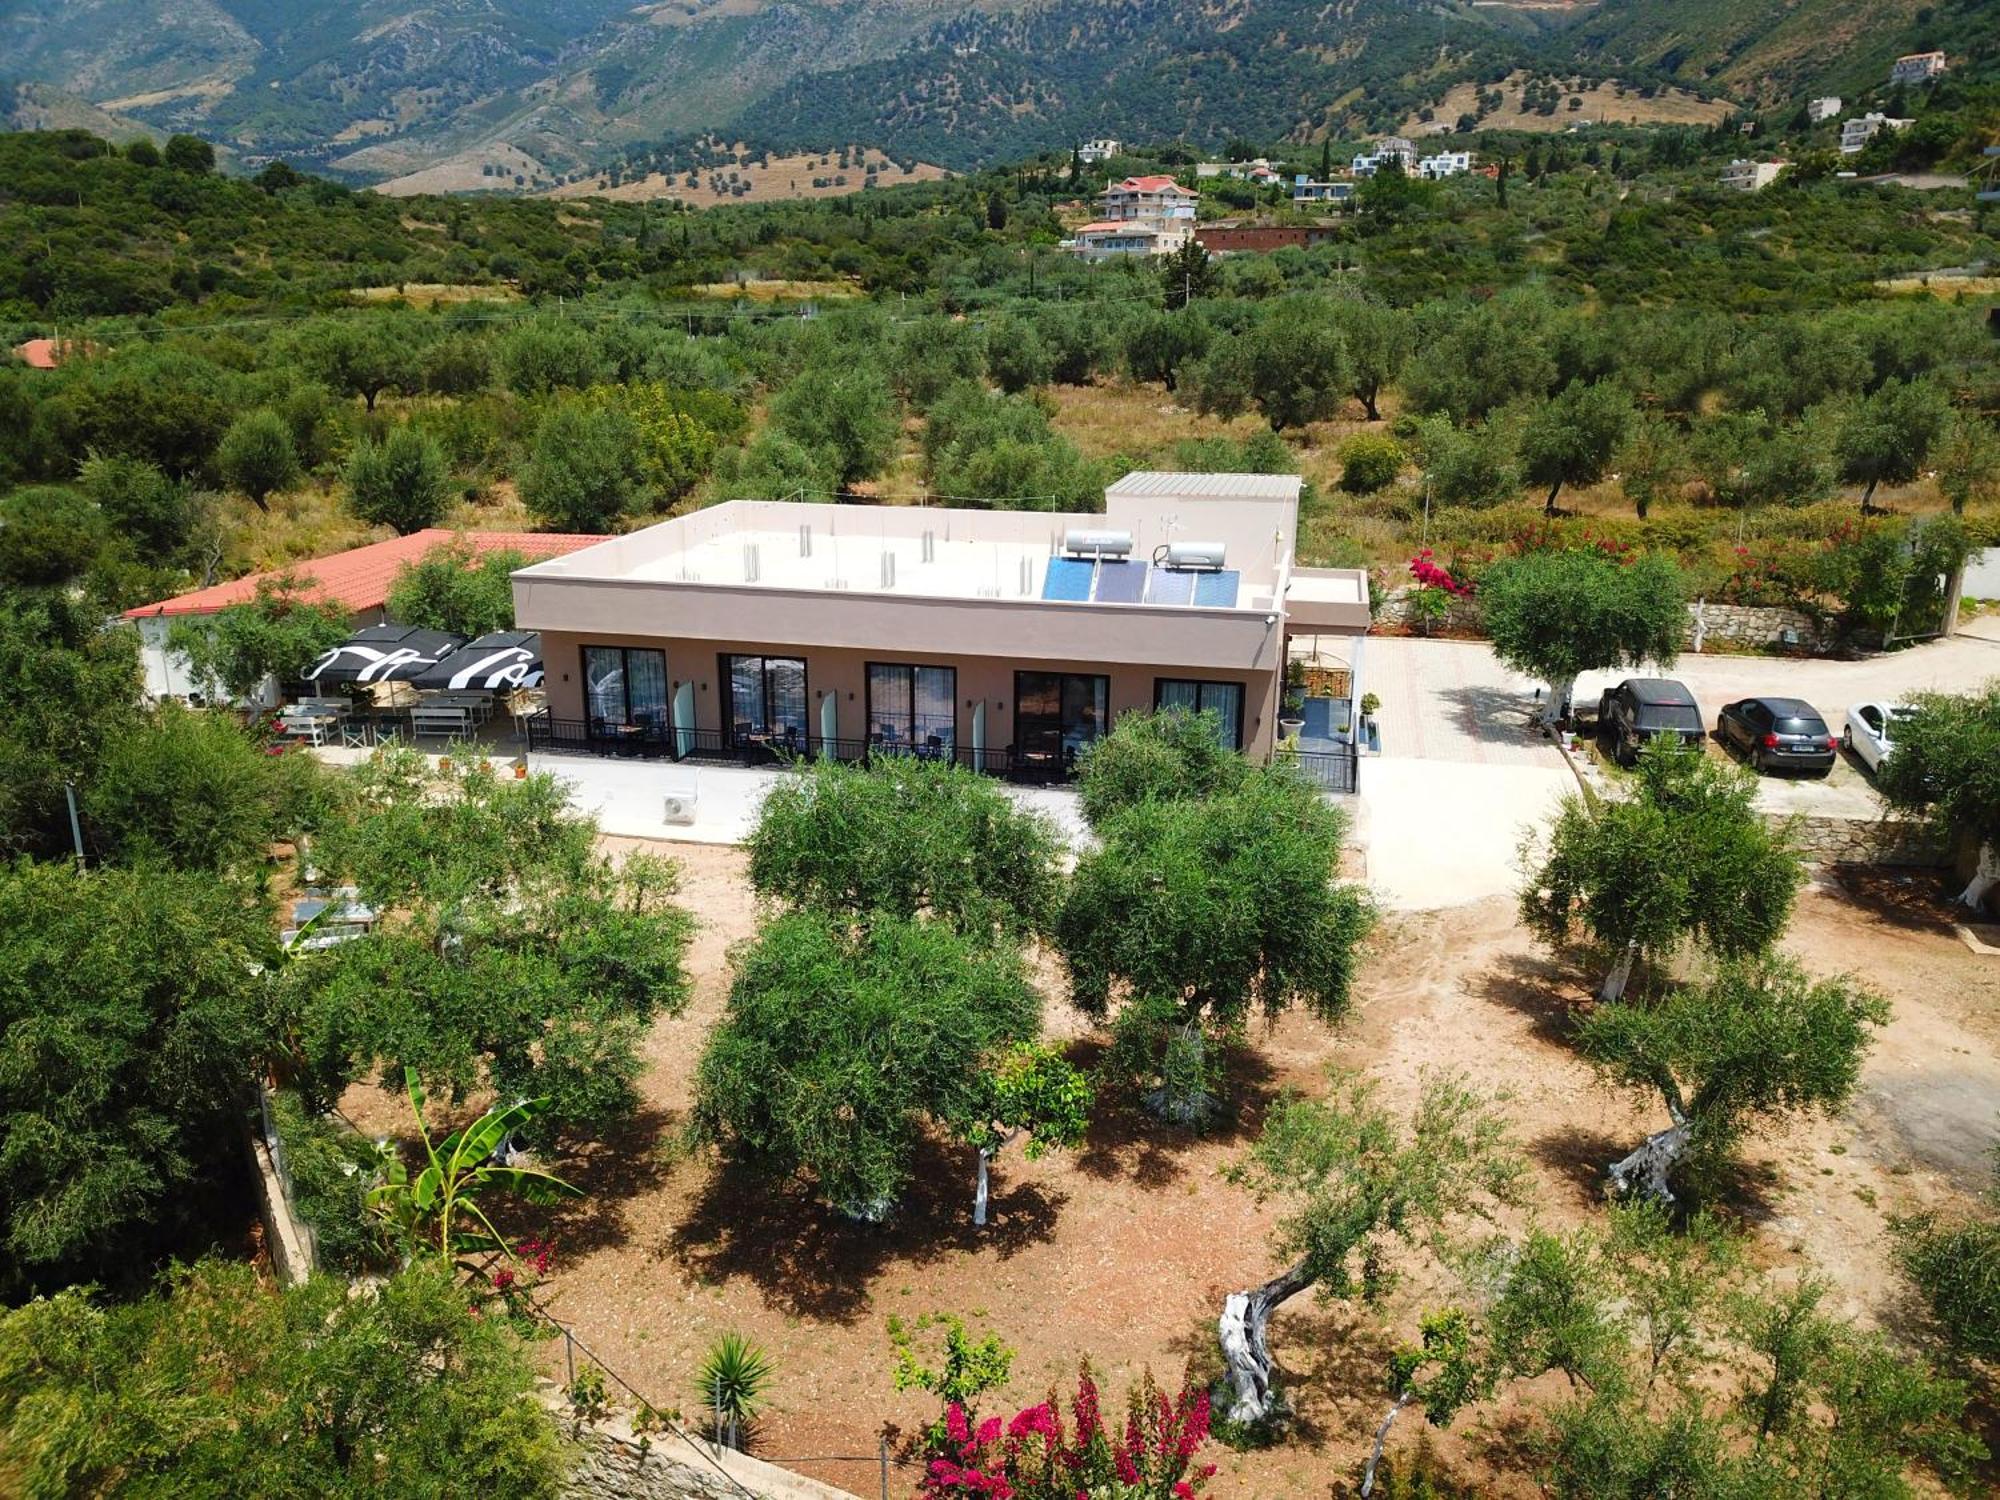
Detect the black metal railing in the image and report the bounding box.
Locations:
[524,713,1047,781]
[524,712,1359,793]
[1288,743,1360,794]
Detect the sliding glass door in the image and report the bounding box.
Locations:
[866,663,956,756]
[583,646,668,737]
[724,654,809,751]
[1014,671,1109,774]
[1155,678,1245,749]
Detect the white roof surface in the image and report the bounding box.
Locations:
[1104,471,1303,500]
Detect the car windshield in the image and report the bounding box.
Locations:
[1776,716,1827,735]
[1886,708,1916,724]
[1637,704,1703,730]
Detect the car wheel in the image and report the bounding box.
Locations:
[1750,749,1766,774]
[1841,728,1853,753]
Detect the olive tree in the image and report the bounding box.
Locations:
[1058,766,1372,1123]
[1875,684,2000,908]
[1577,958,1887,1202]
[520,398,645,531]
[1892,1161,2000,1366]
[215,408,299,512]
[0,861,278,1290]
[385,538,527,639]
[284,752,692,1141]
[747,757,1064,941]
[1934,412,2000,516]
[1522,742,1804,1000]
[1481,548,1686,728]
[168,573,350,703]
[1519,380,1635,515]
[1243,310,1351,432]
[1324,298,1409,421]
[1074,706,1247,829]
[0,1260,568,1496]
[767,364,898,489]
[1836,377,1952,511]
[346,426,449,535]
[691,911,1043,1217]
[1218,1070,1522,1426]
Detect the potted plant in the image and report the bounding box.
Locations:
[1279,660,1308,742]
[1359,691,1380,733]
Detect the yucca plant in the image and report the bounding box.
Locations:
[696,1333,775,1451]
[367,1066,582,1270]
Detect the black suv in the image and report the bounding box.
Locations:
[1716,697,1836,776]
[1596,678,1706,766]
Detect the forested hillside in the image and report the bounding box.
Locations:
[7,0,1990,183]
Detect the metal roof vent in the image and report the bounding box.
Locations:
[798,523,813,557]
[921,529,936,563]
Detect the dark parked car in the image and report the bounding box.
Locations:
[1716,697,1837,776]
[1596,678,1706,766]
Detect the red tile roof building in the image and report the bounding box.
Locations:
[122,529,607,619]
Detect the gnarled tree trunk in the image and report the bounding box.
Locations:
[1217,1259,1314,1425]
[1144,1019,1218,1127]
[1539,673,1577,730]
[1607,1089,1692,1204]
[1599,941,1637,1004]
[1958,842,1998,913]
[1360,1389,1415,1497]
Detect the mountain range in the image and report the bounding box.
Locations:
[0,0,1978,187]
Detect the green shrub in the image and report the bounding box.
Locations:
[1338,432,1406,494]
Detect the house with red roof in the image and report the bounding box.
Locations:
[1064,174,1197,260]
[10,337,97,369]
[123,528,605,702]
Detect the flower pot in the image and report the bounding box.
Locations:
[1278,717,1306,743]
[514,760,528,780]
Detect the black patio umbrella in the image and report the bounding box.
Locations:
[302,624,468,687]
[410,631,544,692]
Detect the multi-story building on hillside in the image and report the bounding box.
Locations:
[1077,139,1121,164]
[1064,174,1199,258]
[1807,96,1843,123]
[1417,150,1474,179]
[1100,174,1199,223]
[1841,113,1911,154]
[1720,158,1788,192]
[1890,51,1948,86]
[1352,137,1417,177]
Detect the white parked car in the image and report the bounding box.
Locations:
[1842,701,1914,773]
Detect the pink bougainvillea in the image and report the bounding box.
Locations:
[1408,548,1475,598]
[919,1366,1214,1500]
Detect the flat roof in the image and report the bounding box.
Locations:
[519,473,1315,617]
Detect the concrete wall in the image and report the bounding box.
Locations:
[538,631,1284,757]
[1961,547,2000,601]
[1685,601,1827,654]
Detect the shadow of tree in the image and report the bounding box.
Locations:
[1433,682,1552,750]
[533,1105,676,1257]
[664,1130,1067,1324]
[1472,952,1590,1051]
[1830,864,1964,935]
[1532,1123,1628,1208]
[1070,1029,1283,1188]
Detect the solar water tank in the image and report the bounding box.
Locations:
[1063,528,1133,558]
[1164,540,1227,571]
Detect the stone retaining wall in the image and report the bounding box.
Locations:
[1776,813,1945,869]
[1373,593,1829,655]
[556,1401,865,1500]
[1685,601,1827,654]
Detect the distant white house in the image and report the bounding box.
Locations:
[1291,174,1355,206]
[1352,137,1418,177]
[1841,113,1911,154]
[1077,139,1121,164]
[1720,158,1788,192]
[1890,51,1948,86]
[1417,150,1474,180]
[1195,158,1282,184]
[1807,96,1843,124]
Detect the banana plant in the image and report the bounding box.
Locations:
[367,1066,582,1270]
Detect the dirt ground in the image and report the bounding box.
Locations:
[340,842,2000,1496]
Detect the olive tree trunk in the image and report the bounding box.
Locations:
[1598,941,1637,1004]
[1360,1389,1415,1498]
[1958,841,1998,912]
[1217,1259,1315,1425]
[1539,673,1578,730]
[1144,1019,1218,1127]
[972,1127,1022,1228]
[1607,1091,1692,1204]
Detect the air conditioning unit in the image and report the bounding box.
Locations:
[1063,528,1134,558]
[1165,540,1227,571]
[663,792,698,826]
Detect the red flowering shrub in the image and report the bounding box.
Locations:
[1407,549,1474,598]
[919,1365,1215,1500]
